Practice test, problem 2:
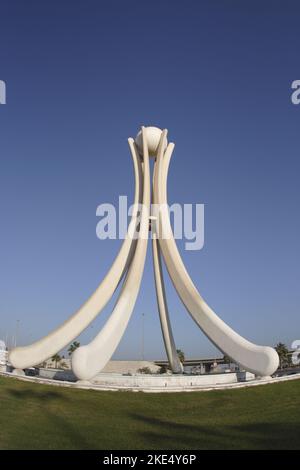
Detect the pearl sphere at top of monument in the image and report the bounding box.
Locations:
[135,126,167,157]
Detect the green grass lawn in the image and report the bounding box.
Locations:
[0,375,299,450]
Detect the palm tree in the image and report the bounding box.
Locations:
[158,364,170,374]
[176,349,185,364]
[51,353,61,369]
[137,367,151,374]
[275,342,290,369]
[36,361,47,368]
[223,355,232,364]
[68,341,80,356]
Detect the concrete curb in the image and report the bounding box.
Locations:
[1,370,300,393]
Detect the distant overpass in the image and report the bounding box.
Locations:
[154,357,228,373]
[155,357,225,366]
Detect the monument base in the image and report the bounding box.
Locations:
[90,371,256,390]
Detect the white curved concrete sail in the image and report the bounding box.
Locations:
[72,127,151,380]
[152,135,183,373]
[154,142,279,377]
[9,140,143,370]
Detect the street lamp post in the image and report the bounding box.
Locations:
[141,313,145,361]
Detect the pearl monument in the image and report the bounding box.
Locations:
[9,127,279,381]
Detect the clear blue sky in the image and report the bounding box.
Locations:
[0,1,299,360]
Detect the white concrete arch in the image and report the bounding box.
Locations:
[154,141,279,377]
[71,127,151,380]
[152,132,183,374]
[9,139,143,370]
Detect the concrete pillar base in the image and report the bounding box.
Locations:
[75,380,92,387]
[12,368,25,376]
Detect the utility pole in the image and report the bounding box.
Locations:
[15,320,20,347]
[141,313,145,361]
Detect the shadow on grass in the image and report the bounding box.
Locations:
[5,388,92,449]
[130,413,300,449]
[43,412,92,449]
[7,388,64,401]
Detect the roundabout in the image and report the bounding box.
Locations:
[2,368,299,393]
[7,127,279,383]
